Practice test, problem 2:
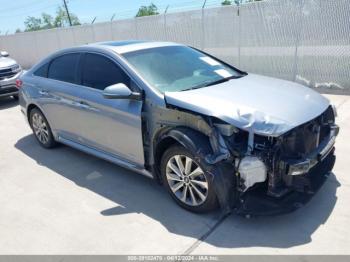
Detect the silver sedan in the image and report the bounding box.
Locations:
[19,41,338,215]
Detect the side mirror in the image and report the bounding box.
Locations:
[0,51,9,57]
[102,83,142,100]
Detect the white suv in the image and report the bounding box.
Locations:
[0,51,22,100]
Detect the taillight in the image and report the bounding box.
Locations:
[15,79,23,89]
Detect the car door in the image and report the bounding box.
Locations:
[36,52,86,141]
[71,52,145,166]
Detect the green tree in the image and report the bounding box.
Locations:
[42,13,54,29]
[135,3,159,17]
[24,5,80,32]
[24,16,42,32]
[15,28,22,33]
[230,0,263,5]
[54,6,80,27]
[221,0,232,5]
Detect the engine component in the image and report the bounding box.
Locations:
[214,123,238,136]
[238,156,267,191]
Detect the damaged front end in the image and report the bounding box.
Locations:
[232,105,339,216]
[154,85,338,216]
[154,103,338,216]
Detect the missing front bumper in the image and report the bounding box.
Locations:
[235,149,336,216]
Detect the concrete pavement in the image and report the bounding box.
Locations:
[0,94,349,254]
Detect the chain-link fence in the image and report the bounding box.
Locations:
[0,0,349,93]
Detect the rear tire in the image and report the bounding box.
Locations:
[160,145,218,213]
[29,108,57,148]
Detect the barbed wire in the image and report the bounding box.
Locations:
[0,0,248,34]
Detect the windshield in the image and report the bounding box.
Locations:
[122,46,243,93]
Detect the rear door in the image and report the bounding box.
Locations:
[72,52,145,165]
[37,52,85,141]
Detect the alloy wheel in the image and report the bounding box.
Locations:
[165,155,208,206]
[31,113,49,144]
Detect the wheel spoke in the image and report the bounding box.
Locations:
[32,115,39,128]
[190,179,208,190]
[38,132,44,142]
[174,155,185,174]
[188,167,203,178]
[170,181,184,193]
[41,131,48,142]
[32,122,38,129]
[192,184,206,201]
[168,161,183,178]
[166,172,182,182]
[42,128,49,135]
[38,116,43,124]
[184,157,192,175]
[188,187,198,205]
[181,185,188,202]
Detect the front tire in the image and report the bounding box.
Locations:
[160,145,218,213]
[29,108,57,148]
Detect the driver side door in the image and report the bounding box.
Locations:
[72,52,144,166]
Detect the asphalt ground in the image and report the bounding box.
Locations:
[0,94,349,254]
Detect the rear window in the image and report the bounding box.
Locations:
[48,53,80,84]
[33,63,49,77]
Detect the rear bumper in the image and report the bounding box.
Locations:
[235,147,336,216]
[0,87,18,98]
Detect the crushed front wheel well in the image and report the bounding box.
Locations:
[154,127,212,170]
[155,136,180,168]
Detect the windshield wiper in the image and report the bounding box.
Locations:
[182,75,242,91]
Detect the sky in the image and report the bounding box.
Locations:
[0,0,223,34]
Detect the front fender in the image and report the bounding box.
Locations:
[157,126,213,162]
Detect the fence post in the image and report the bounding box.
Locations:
[293,0,305,82]
[110,18,114,41]
[201,0,207,50]
[135,18,138,39]
[237,2,241,68]
[164,5,169,41]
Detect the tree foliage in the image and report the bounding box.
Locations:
[221,0,232,5]
[135,3,159,17]
[24,5,80,32]
[223,0,263,5]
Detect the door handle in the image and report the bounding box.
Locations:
[39,89,49,95]
[77,101,92,109]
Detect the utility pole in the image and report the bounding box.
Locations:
[63,0,72,26]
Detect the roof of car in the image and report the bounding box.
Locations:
[90,40,183,54]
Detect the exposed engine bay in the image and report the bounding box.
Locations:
[150,102,338,215]
[211,105,338,215]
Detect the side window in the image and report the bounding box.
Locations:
[48,53,80,84]
[34,62,49,77]
[82,53,130,90]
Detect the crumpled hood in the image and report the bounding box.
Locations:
[0,57,17,68]
[164,74,330,136]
